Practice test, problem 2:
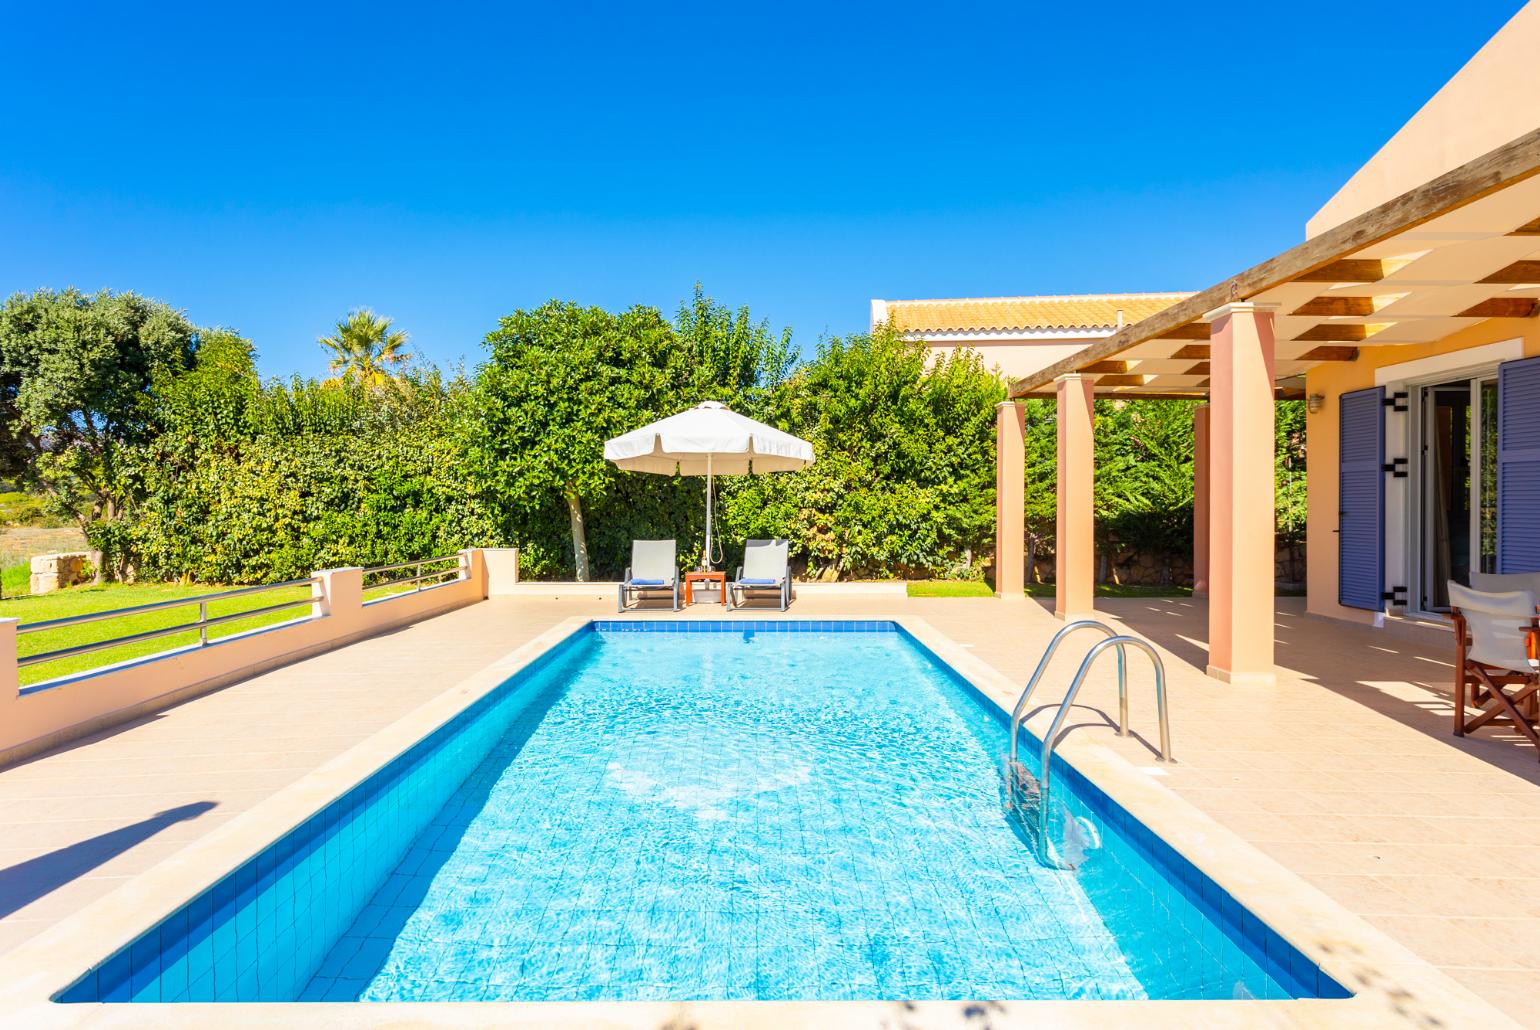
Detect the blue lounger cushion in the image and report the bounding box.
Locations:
[737,577,780,586]
[628,578,668,587]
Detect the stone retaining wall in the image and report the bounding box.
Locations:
[28,551,100,594]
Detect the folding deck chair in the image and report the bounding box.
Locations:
[1449,581,1540,757]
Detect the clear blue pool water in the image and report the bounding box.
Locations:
[60,621,1345,1004]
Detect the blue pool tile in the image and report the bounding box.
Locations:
[129,931,162,1002]
[1287,945,1319,997]
[99,947,132,1002]
[55,623,1345,1006]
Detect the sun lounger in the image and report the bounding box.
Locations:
[618,540,680,613]
[729,539,790,611]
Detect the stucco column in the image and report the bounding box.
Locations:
[315,567,365,639]
[481,547,521,596]
[1192,404,1210,597]
[0,617,18,718]
[1055,374,1095,620]
[994,401,1026,599]
[1205,303,1278,686]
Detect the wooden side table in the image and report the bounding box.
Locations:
[684,570,727,607]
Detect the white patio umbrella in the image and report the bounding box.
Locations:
[603,401,815,570]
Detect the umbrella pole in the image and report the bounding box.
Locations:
[704,454,714,572]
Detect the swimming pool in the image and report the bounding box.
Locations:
[57,620,1346,1004]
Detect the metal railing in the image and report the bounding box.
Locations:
[1003,624,1172,870]
[1005,620,1127,800]
[361,553,467,603]
[16,578,321,670]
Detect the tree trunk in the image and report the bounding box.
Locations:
[565,489,590,582]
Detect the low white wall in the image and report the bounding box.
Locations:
[0,547,520,767]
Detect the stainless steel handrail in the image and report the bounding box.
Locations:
[1033,635,1172,869]
[361,553,467,601]
[365,554,463,577]
[16,579,320,669]
[16,577,317,635]
[1005,620,1125,807]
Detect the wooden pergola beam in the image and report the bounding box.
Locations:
[1012,388,1307,401]
[1298,345,1361,361]
[1008,126,1540,398]
[1479,260,1540,284]
[1291,296,1378,316]
[1457,297,1540,318]
[1295,324,1373,342]
[1155,323,1211,340]
[1294,259,1389,283]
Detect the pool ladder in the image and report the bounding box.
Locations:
[1004,620,1172,869]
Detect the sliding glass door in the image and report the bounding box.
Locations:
[1417,375,1499,612]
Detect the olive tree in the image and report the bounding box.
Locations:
[0,288,197,540]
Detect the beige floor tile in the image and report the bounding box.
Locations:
[2,592,1540,1023]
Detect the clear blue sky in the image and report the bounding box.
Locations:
[0,1,1524,377]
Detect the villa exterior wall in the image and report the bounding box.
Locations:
[0,548,520,767]
[926,338,1101,383]
[1306,2,1540,236]
[1304,320,1540,623]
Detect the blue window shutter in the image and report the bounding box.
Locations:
[1498,355,1540,573]
[1338,387,1385,610]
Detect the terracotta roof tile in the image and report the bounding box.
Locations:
[883,293,1192,334]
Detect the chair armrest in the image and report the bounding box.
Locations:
[623,566,632,584]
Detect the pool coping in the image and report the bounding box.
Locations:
[0,613,1515,1028]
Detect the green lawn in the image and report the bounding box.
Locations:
[2,581,316,688]
[906,580,1195,599]
[906,580,995,598]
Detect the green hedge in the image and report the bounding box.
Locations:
[56,293,1302,586]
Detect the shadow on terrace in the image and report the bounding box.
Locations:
[0,801,217,919]
[1053,595,1540,787]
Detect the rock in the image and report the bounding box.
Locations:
[25,551,95,594]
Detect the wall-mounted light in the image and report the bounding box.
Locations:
[1306,393,1326,414]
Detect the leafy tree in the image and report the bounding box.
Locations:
[1095,400,1196,584]
[673,283,795,408]
[1020,396,1308,586]
[318,308,411,388]
[1275,399,1307,542]
[471,301,686,581]
[1275,399,1307,582]
[0,288,197,546]
[1019,397,1057,582]
[718,327,1004,579]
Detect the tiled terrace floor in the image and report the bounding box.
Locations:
[0,590,1535,1024]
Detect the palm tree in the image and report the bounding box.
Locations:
[318,309,411,388]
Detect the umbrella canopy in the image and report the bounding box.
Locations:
[604,401,814,571]
[603,401,814,475]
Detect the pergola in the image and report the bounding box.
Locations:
[995,127,1540,686]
